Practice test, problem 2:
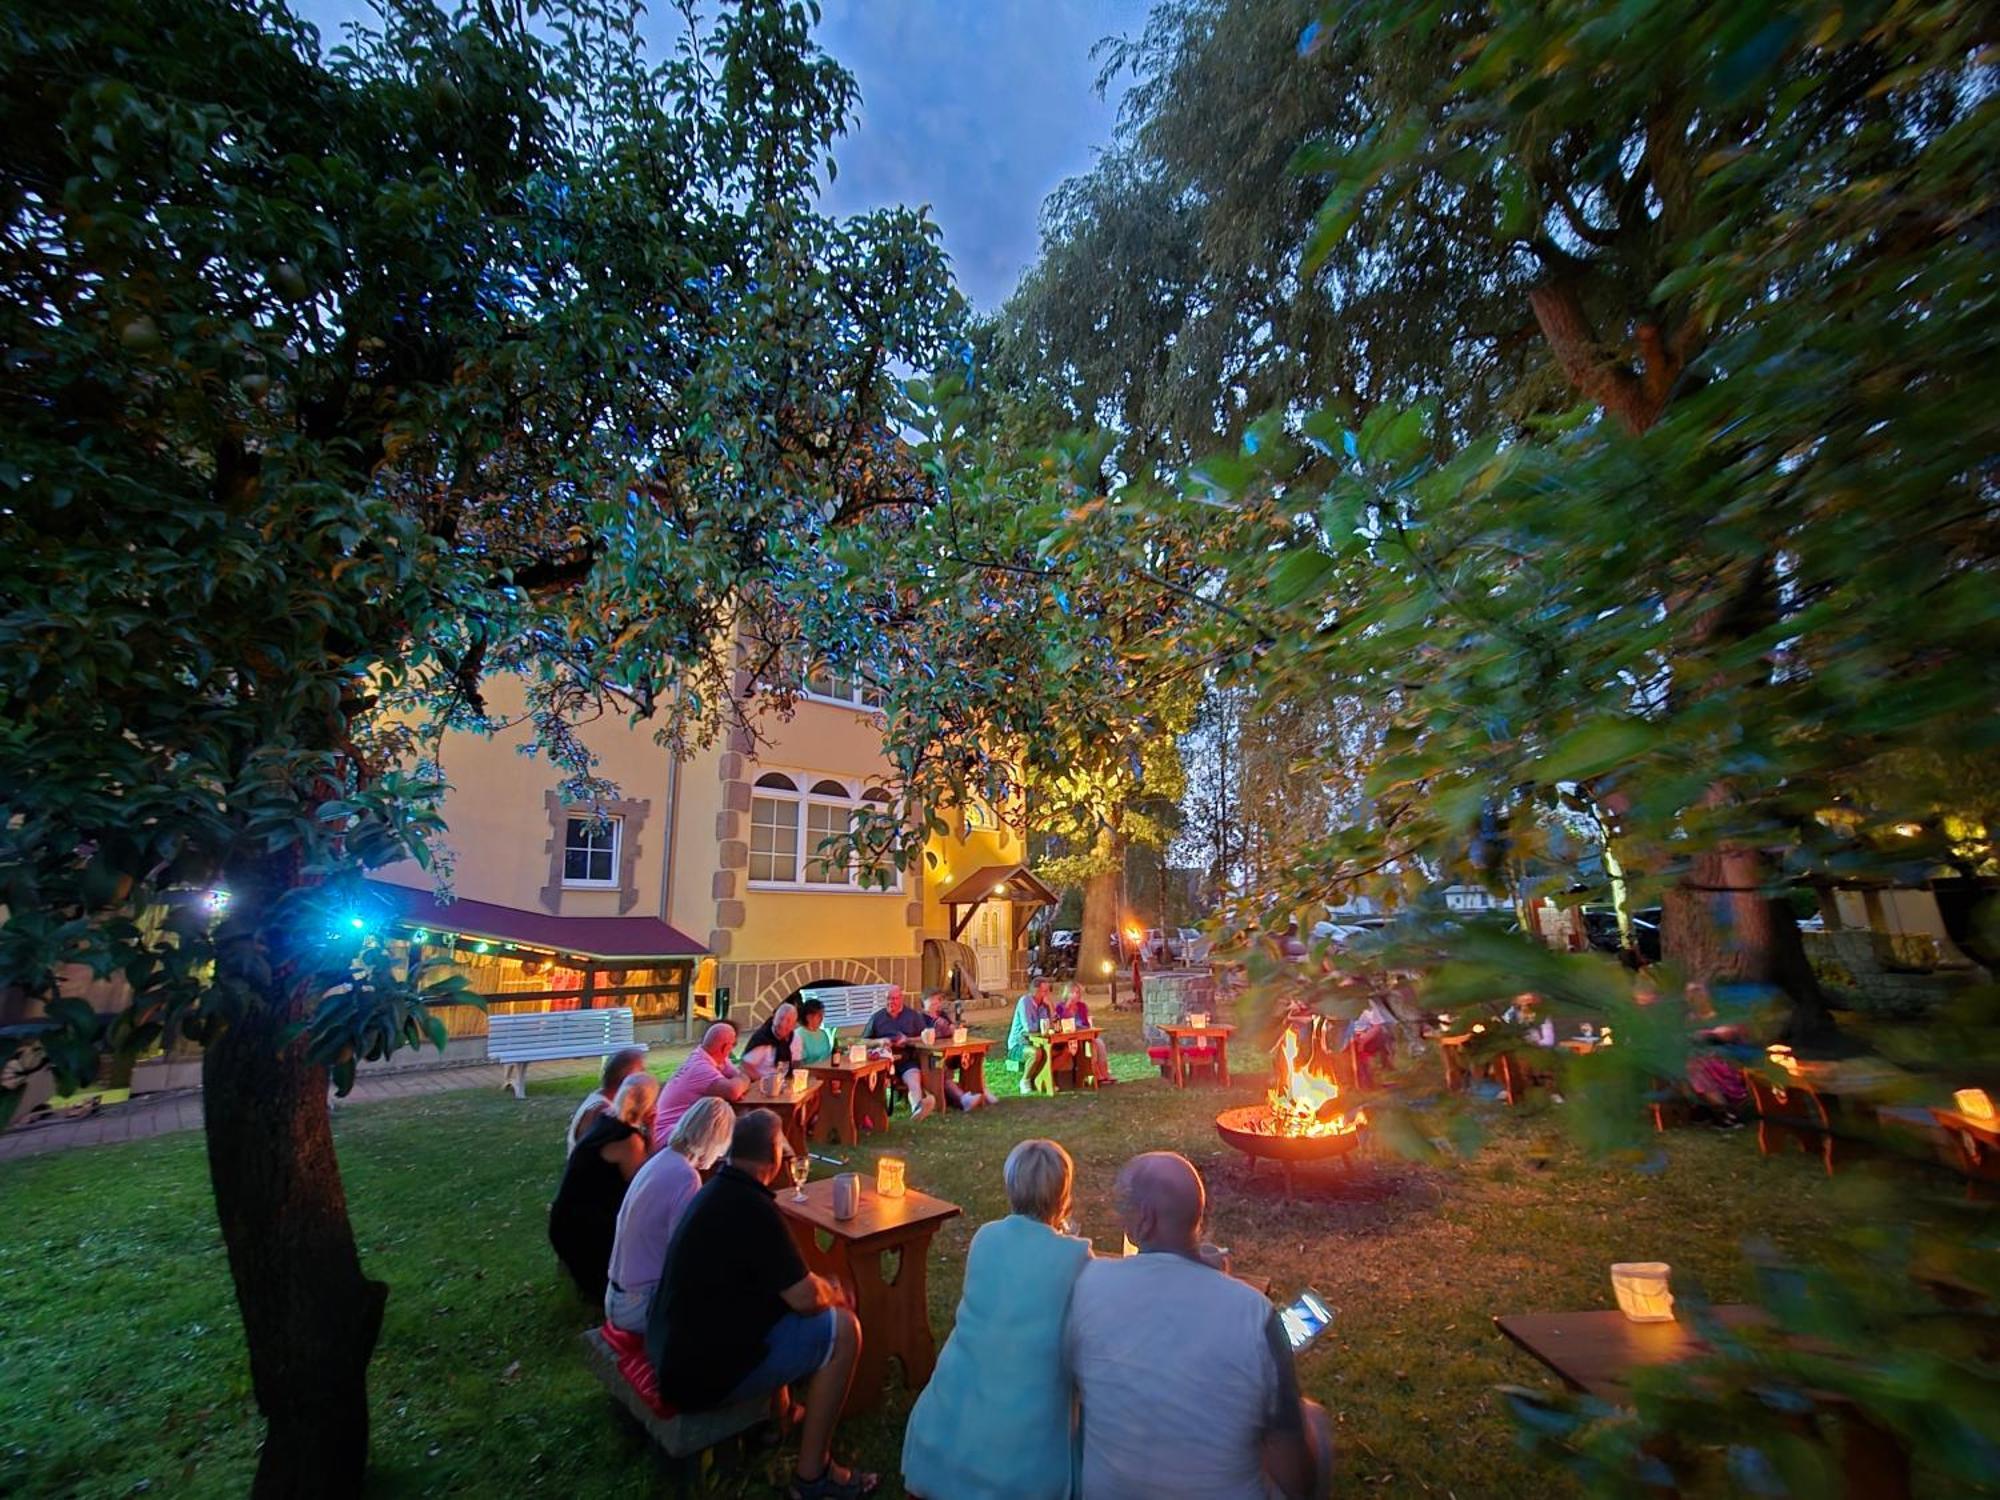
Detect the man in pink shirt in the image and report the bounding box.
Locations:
[653,1022,749,1140]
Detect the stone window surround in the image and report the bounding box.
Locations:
[540,790,649,915]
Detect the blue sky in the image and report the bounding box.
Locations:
[292,0,1152,310]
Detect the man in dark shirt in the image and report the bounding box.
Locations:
[649,1109,870,1496]
[864,984,937,1121]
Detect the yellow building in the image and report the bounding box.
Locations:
[368,668,1030,1042]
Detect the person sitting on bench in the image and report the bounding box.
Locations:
[652,1022,749,1140]
[566,1045,650,1155]
[649,1109,875,1499]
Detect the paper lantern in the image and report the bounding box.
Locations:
[1610,1262,1675,1323]
[1060,1017,1076,1033]
[953,1026,969,1045]
[1956,1088,1995,1121]
[876,1155,906,1199]
[1187,1012,1209,1030]
[847,1043,866,1064]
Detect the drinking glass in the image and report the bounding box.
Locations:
[789,1153,811,1201]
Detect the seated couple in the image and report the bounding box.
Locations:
[864,985,995,1120]
[902,1144,1333,1500]
[1007,979,1110,1093]
[644,1107,876,1499]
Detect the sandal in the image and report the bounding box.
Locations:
[789,1462,880,1498]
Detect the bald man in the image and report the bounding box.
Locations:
[652,1022,750,1141]
[1065,1151,1333,1500]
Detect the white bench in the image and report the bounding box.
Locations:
[799,983,892,1038]
[487,1008,642,1099]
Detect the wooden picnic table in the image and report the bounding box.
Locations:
[1930,1106,2000,1198]
[1495,1307,1910,1499]
[908,1037,991,1115]
[802,1056,893,1146]
[777,1178,962,1415]
[1027,1026,1103,1091]
[1161,1023,1233,1088]
[727,1077,822,1159]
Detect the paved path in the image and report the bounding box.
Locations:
[0,1063,528,1164]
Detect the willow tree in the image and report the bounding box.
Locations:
[0,1,953,1491]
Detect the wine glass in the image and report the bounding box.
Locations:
[789,1152,811,1201]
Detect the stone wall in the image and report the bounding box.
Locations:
[719,953,924,1027]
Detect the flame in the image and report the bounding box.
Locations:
[1267,1027,1366,1138]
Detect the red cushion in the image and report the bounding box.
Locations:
[600,1320,675,1418]
[1148,1044,1214,1062]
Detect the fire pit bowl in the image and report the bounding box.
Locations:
[1215,1105,1367,1163]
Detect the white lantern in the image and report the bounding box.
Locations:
[1610,1262,1675,1323]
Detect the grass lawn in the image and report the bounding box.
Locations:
[0,1017,1854,1498]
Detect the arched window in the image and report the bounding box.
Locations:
[746,771,903,892]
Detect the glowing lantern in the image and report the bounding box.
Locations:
[1956,1088,1995,1121]
[1610,1262,1675,1323]
[1187,1012,1209,1030]
[876,1155,906,1199]
[847,1043,867,1064]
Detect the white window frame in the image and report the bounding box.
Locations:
[802,662,886,712]
[561,814,621,889]
[747,771,903,893]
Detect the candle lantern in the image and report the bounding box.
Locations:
[1956,1087,1995,1120]
[1187,1011,1209,1030]
[876,1155,906,1199]
[1121,1235,1138,1257]
[1610,1262,1675,1323]
[847,1043,867,1064]
[953,1025,969,1045]
[921,1026,936,1045]
[1060,1016,1076,1033]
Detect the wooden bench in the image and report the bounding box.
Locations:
[487,1008,641,1099]
[577,1328,765,1461]
[799,983,893,1038]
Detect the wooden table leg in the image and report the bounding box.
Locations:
[919,1056,946,1115]
[824,1225,942,1414]
[962,1051,986,1098]
[1216,1038,1229,1087]
[783,1107,810,1160]
[856,1072,889,1133]
[1170,1035,1186,1088]
[813,1077,858,1146]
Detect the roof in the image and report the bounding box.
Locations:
[936,864,1058,908]
[363,881,708,960]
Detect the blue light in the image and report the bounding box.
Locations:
[348,916,367,931]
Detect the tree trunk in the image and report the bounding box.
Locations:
[1075,828,1125,986]
[1661,844,1833,1045]
[204,981,386,1498]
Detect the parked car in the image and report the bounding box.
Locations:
[1141,928,1170,966]
[1582,905,1663,964]
[1169,927,1211,964]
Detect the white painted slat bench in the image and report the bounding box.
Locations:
[799,983,892,1038]
[487,1008,642,1099]
[577,1328,766,1461]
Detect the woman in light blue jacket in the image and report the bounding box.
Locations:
[901,1139,1092,1500]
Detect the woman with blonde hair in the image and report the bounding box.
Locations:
[603,1094,734,1332]
[901,1139,1092,1499]
[548,1070,659,1302]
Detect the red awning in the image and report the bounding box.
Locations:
[364,880,707,960]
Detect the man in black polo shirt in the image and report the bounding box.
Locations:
[648,1109,871,1497]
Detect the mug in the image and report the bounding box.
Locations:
[832,1173,860,1220]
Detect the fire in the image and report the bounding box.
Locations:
[1268,1027,1366,1138]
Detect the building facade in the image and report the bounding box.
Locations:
[369,668,1024,1040]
